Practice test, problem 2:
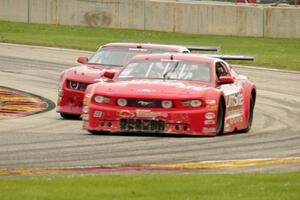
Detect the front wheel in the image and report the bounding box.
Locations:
[60,113,81,120]
[216,100,225,136]
[240,95,254,133]
[88,130,110,135]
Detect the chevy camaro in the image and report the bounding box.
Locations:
[56,43,219,119]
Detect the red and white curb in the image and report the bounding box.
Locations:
[0,86,49,119]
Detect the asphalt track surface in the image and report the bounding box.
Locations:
[0,43,299,173]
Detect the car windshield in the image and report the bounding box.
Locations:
[118,58,212,82]
[88,46,177,67]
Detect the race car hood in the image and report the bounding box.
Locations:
[64,65,121,84]
[92,79,212,99]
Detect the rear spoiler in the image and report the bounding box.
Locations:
[195,54,255,61]
[152,43,221,52]
[185,45,221,52]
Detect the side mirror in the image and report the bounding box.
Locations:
[77,56,88,64]
[103,71,115,79]
[218,76,234,84]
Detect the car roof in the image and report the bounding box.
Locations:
[103,42,189,53]
[128,53,217,64]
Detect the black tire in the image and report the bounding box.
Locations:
[88,130,110,135]
[240,95,254,133]
[216,100,225,136]
[60,113,81,120]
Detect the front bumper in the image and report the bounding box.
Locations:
[82,104,218,136]
[56,88,84,115]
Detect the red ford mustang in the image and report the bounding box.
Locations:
[56,43,219,119]
[82,53,256,136]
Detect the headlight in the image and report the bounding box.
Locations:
[69,81,89,91]
[69,81,79,90]
[161,100,173,108]
[117,98,127,106]
[182,100,202,107]
[94,95,110,103]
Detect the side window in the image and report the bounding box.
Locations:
[215,62,228,79]
[230,66,238,78]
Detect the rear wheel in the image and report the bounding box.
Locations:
[216,100,225,136]
[60,113,81,120]
[240,95,254,133]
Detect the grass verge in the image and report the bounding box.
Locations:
[0,172,299,200]
[0,20,300,70]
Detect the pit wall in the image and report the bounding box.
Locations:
[0,0,299,38]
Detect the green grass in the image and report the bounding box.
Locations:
[0,172,299,200]
[0,21,300,70]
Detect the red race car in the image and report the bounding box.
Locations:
[82,53,256,136]
[56,43,219,119]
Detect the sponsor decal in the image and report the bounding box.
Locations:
[137,88,156,93]
[226,93,244,107]
[110,80,207,91]
[117,110,135,118]
[205,100,218,111]
[205,100,216,105]
[226,116,243,125]
[204,120,215,125]
[81,114,89,120]
[136,110,168,118]
[224,124,231,132]
[93,111,102,118]
[227,108,243,116]
[205,112,215,120]
[206,104,218,111]
[83,106,89,113]
[83,98,91,106]
[203,127,216,133]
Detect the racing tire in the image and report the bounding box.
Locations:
[60,113,81,120]
[88,130,110,135]
[216,100,225,136]
[240,95,254,133]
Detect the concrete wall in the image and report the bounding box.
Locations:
[146,2,264,37]
[27,0,145,29]
[264,7,300,38]
[0,0,299,38]
[0,0,28,22]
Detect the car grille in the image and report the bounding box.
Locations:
[126,99,162,108]
[120,118,165,132]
